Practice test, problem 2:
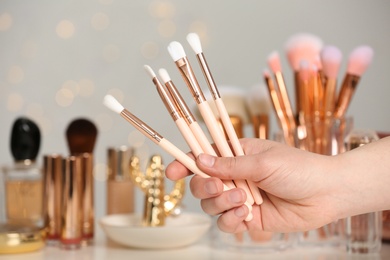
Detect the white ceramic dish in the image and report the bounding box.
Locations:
[99,212,211,249]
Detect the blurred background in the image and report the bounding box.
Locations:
[1,0,389,220]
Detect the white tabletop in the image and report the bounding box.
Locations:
[1,228,389,260]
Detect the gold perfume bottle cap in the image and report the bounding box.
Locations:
[107,146,133,181]
[0,224,45,254]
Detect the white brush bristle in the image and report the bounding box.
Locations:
[267,51,282,73]
[144,65,156,79]
[158,68,171,83]
[167,41,186,61]
[321,45,342,79]
[103,95,124,114]
[347,45,374,76]
[186,33,202,54]
[284,33,324,71]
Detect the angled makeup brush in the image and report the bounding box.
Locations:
[168,40,257,205]
[103,95,253,221]
[144,65,204,157]
[267,51,296,135]
[334,45,373,119]
[66,118,98,154]
[158,68,217,156]
[321,45,343,119]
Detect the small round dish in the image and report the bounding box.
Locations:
[99,212,211,249]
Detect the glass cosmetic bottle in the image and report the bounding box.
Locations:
[106,146,135,215]
[2,117,43,229]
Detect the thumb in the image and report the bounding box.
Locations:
[196,153,262,182]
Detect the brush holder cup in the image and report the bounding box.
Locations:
[210,217,297,253]
[273,117,354,248]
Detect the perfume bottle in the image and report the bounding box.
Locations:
[2,117,43,228]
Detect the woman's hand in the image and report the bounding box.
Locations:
[166,138,341,233]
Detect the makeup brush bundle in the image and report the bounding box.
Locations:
[264,33,373,155]
[104,32,271,220]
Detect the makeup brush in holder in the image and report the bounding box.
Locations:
[129,154,185,227]
[65,118,98,244]
[263,32,374,247]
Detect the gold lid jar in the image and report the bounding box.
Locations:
[0,224,45,254]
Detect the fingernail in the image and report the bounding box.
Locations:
[205,181,218,195]
[198,153,215,168]
[229,190,243,204]
[234,206,246,218]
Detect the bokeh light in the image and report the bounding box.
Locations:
[78,78,95,97]
[55,88,74,107]
[91,12,110,31]
[148,1,176,19]
[6,93,24,112]
[7,65,24,84]
[0,12,13,31]
[141,41,159,59]
[56,20,75,39]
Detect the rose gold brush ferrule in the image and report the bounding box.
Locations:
[175,57,206,104]
[60,155,83,250]
[323,78,337,118]
[43,154,63,244]
[196,53,221,100]
[264,75,294,146]
[152,77,181,122]
[334,74,360,119]
[294,71,302,119]
[274,71,296,130]
[79,153,94,243]
[120,110,163,144]
[165,80,196,125]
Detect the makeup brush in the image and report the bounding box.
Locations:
[334,45,374,119]
[65,118,98,243]
[66,118,98,154]
[103,95,253,221]
[168,40,257,205]
[263,70,295,147]
[246,84,271,140]
[144,65,204,157]
[321,45,343,119]
[267,51,296,135]
[284,33,324,116]
[158,68,217,156]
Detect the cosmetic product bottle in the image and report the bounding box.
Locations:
[345,129,382,254]
[2,117,44,229]
[106,146,135,215]
[65,118,98,244]
[60,155,83,250]
[43,154,63,245]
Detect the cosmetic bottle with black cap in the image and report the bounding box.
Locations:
[2,117,44,228]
